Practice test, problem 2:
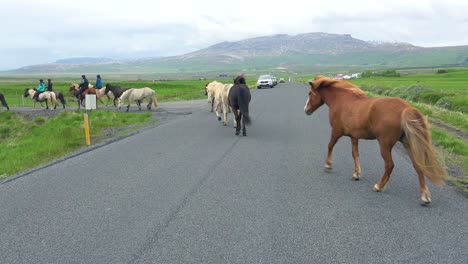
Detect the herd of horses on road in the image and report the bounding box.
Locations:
[0,74,447,205]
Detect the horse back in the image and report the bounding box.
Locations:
[337,97,410,139]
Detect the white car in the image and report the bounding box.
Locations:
[257,75,275,89]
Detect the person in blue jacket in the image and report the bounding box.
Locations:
[33,79,46,101]
[94,74,103,89]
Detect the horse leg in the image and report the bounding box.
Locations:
[215,100,222,121]
[45,100,49,110]
[373,140,396,192]
[351,137,361,180]
[211,98,215,112]
[233,107,241,135]
[147,100,151,111]
[401,139,431,205]
[242,112,247,136]
[325,131,342,170]
[136,100,141,111]
[222,103,228,126]
[126,104,130,112]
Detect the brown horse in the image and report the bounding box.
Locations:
[304,75,447,205]
[69,83,103,109]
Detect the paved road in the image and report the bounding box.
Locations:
[1,82,467,263]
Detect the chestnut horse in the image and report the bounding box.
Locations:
[304,75,446,205]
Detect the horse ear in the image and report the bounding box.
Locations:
[310,76,332,90]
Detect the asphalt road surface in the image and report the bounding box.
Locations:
[1,82,467,263]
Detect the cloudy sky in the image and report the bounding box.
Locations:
[1,0,468,70]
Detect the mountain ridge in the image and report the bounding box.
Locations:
[4,32,468,74]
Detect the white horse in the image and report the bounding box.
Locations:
[23,88,58,109]
[118,87,158,112]
[206,81,235,127]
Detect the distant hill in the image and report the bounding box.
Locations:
[54,57,114,64]
[5,32,468,74]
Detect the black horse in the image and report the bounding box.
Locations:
[0,93,9,111]
[228,75,251,136]
[104,84,131,107]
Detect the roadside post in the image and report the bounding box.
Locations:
[84,94,97,146]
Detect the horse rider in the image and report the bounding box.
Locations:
[94,74,103,89]
[32,79,46,101]
[76,74,89,100]
[47,79,53,91]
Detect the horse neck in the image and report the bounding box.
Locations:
[318,87,361,109]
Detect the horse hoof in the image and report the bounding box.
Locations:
[324,164,332,170]
[223,123,227,126]
[235,131,240,136]
[218,117,221,121]
[421,191,431,205]
[352,173,360,181]
[373,184,382,192]
[243,133,246,136]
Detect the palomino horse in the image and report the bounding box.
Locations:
[118,87,158,112]
[228,76,251,136]
[23,89,58,109]
[304,75,447,205]
[0,93,9,110]
[104,84,131,107]
[206,81,234,126]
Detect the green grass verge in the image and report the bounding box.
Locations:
[0,110,154,178]
[431,127,468,193]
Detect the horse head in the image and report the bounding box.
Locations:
[304,76,328,115]
[69,83,78,91]
[24,88,30,98]
[204,82,211,96]
[104,83,112,95]
[234,75,246,85]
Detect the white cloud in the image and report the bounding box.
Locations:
[1,0,468,70]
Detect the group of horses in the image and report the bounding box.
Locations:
[206,74,446,204]
[205,75,252,136]
[0,83,157,111]
[69,83,158,111]
[2,74,448,205]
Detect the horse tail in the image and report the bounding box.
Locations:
[238,87,251,125]
[153,91,158,107]
[0,94,9,110]
[401,107,447,186]
[57,92,66,107]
